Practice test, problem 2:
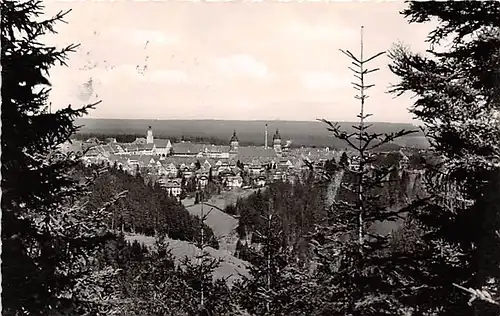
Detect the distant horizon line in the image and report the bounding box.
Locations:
[77,117,419,125]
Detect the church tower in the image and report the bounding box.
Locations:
[146,126,154,144]
[230,130,239,153]
[273,129,282,153]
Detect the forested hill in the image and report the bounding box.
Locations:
[227,164,427,264]
[72,164,218,249]
[74,118,429,148]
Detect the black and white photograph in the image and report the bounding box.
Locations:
[2,0,500,315]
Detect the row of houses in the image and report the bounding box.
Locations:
[78,153,415,202]
[78,126,288,159]
[80,150,308,197]
[82,152,303,178]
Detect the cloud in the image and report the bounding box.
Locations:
[214,54,269,79]
[90,64,137,84]
[79,65,188,85]
[301,72,348,90]
[114,28,178,46]
[148,69,188,84]
[286,23,358,41]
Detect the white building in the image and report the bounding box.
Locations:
[159,178,182,198]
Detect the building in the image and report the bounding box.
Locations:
[146,126,154,144]
[399,149,410,170]
[197,175,209,189]
[229,130,239,157]
[159,178,182,198]
[255,176,266,187]
[349,155,361,171]
[273,129,282,155]
[225,175,243,189]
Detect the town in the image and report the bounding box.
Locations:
[6,1,499,315]
[61,125,415,200]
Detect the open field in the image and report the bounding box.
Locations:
[182,188,262,254]
[75,118,429,149]
[124,233,250,287]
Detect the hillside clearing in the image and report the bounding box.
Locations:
[124,233,251,287]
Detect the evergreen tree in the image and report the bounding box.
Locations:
[237,160,245,170]
[1,1,121,314]
[208,167,213,182]
[324,157,338,176]
[178,203,235,315]
[339,152,349,167]
[115,234,188,315]
[234,202,313,316]
[312,26,418,315]
[388,1,500,314]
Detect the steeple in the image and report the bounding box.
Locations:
[146,126,154,144]
[273,129,281,141]
[230,130,239,153]
[273,129,282,154]
[230,130,239,142]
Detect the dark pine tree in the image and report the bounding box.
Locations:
[389,1,500,314]
[1,1,121,314]
[339,151,349,167]
[233,201,314,316]
[312,26,418,315]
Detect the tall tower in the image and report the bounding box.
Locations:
[146,126,154,144]
[230,130,239,153]
[273,129,282,153]
[265,124,268,149]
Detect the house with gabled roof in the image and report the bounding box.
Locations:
[236,147,277,163]
[200,144,230,158]
[197,174,209,189]
[349,155,361,172]
[119,143,138,155]
[85,137,100,145]
[255,175,267,187]
[231,166,242,176]
[157,161,168,176]
[115,156,129,169]
[126,155,142,168]
[109,143,124,154]
[161,160,179,178]
[133,143,156,155]
[271,170,287,182]
[278,159,293,169]
[201,159,214,171]
[171,141,205,157]
[154,139,172,156]
[158,178,182,198]
[100,144,114,155]
[214,159,224,167]
[137,155,154,167]
[248,163,264,176]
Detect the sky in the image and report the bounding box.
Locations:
[43,0,436,123]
